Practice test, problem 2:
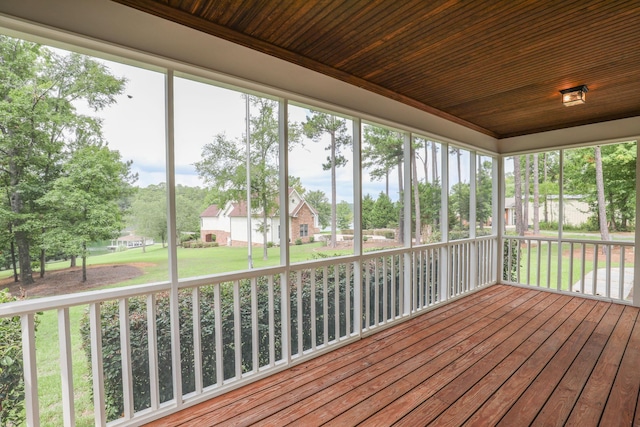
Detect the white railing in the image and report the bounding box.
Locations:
[0,237,498,427]
[502,236,635,303]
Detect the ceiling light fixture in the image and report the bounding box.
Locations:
[560,85,588,106]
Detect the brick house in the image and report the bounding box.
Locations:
[200,189,319,245]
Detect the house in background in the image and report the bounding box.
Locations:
[108,233,155,251]
[504,196,590,229]
[200,188,319,245]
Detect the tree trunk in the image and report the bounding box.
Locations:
[513,156,524,236]
[412,149,421,244]
[70,255,77,268]
[262,209,268,260]
[423,141,429,180]
[40,248,45,278]
[533,153,540,234]
[9,156,34,285]
[523,155,529,232]
[431,141,438,183]
[82,242,87,282]
[10,238,18,283]
[594,146,611,242]
[142,236,146,253]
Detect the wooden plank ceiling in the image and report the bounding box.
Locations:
[112,0,640,139]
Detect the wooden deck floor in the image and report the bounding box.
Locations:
[147,284,640,426]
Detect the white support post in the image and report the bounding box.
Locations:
[165,69,182,406]
[556,150,564,291]
[494,156,502,284]
[278,99,291,361]
[440,143,449,302]
[279,98,289,266]
[352,118,362,335]
[22,313,39,427]
[403,133,412,315]
[634,141,640,306]
[469,152,478,290]
[58,308,74,427]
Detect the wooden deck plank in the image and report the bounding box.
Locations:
[144,286,640,427]
[602,310,640,425]
[309,291,554,426]
[360,292,569,427]
[427,298,599,426]
[565,306,638,426]
[393,295,589,426]
[462,300,610,426]
[522,303,625,427]
[209,287,536,426]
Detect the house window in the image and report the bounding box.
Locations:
[300,224,308,237]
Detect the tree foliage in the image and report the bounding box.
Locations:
[302,112,352,248]
[195,96,301,260]
[0,35,127,284]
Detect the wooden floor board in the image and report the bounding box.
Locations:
[144,285,640,427]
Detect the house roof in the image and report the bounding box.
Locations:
[199,204,221,218]
[112,0,640,140]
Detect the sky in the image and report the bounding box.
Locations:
[78,53,479,205]
[82,57,399,204]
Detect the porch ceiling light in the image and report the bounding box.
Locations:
[560,85,588,106]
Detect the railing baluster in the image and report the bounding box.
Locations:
[58,308,75,427]
[382,258,388,324]
[296,271,303,355]
[536,239,542,287]
[268,275,275,367]
[192,288,203,394]
[619,246,625,301]
[345,263,352,336]
[89,303,106,426]
[251,277,258,373]
[391,254,397,317]
[214,284,223,386]
[580,243,586,294]
[374,257,379,326]
[311,268,317,350]
[546,241,552,289]
[323,266,328,345]
[568,242,574,292]
[146,294,160,408]
[365,261,371,329]
[233,280,242,378]
[334,264,340,339]
[119,298,134,418]
[593,244,599,296]
[605,245,612,299]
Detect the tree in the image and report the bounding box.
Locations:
[336,201,353,230]
[476,160,493,229]
[563,143,635,233]
[361,194,375,230]
[412,146,422,244]
[363,126,404,243]
[129,184,167,249]
[305,190,331,230]
[371,192,396,229]
[594,146,611,242]
[39,145,135,281]
[513,156,524,236]
[0,36,125,284]
[302,112,352,248]
[196,96,301,260]
[533,153,540,234]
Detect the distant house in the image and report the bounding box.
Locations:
[200,188,319,246]
[108,233,155,250]
[504,195,590,228]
